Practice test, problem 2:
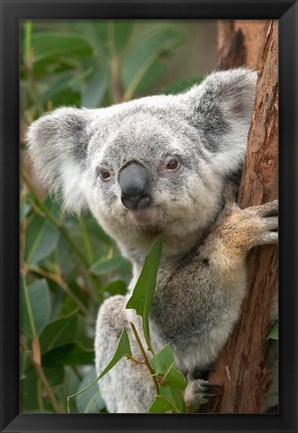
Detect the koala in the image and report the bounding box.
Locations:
[27,68,278,413]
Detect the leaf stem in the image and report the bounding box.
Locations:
[21,274,38,340]
[126,355,146,365]
[130,322,159,395]
[20,338,61,413]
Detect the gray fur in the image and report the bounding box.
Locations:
[27,68,278,413]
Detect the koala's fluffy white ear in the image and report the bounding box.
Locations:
[27,107,96,213]
[183,68,257,172]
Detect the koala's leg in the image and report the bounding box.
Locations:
[95,295,156,413]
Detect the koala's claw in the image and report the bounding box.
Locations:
[253,199,278,217]
[184,379,222,412]
[249,200,278,247]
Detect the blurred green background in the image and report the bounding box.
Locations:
[20,19,217,413]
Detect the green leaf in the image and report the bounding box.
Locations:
[25,213,60,265]
[20,368,39,411]
[122,28,184,99]
[42,343,94,366]
[41,73,75,102]
[111,20,134,53]
[148,395,178,414]
[67,328,131,412]
[133,61,165,96]
[43,364,65,387]
[20,351,30,377]
[50,88,81,107]
[39,314,78,354]
[20,279,51,338]
[126,234,163,352]
[90,255,131,277]
[159,385,187,413]
[266,321,278,340]
[151,343,174,371]
[103,280,127,296]
[151,344,187,390]
[82,66,110,108]
[76,367,105,413]
[32,32,93,63]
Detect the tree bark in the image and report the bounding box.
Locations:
[207,21,278,413]
[217,20,270,69]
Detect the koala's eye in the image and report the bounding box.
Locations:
[99,168,111,181]
[166,158,180,171]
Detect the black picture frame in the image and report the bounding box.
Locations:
[0,0,297,432]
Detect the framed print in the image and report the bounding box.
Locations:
[0,0,297,432]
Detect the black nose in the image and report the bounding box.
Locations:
[119,162,152,210]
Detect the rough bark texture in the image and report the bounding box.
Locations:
[207,21,278,413]
[218,20,270,69]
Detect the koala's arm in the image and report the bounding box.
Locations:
[95,193,278,413]
[150,193,278,411]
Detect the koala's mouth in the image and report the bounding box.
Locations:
[127,206,159,226]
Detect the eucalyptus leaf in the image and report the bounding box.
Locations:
[148,395,178,414]
[25,214,60,265]
[20,279,51,338]
[42,343,94,366]
[82,66,110,108]
[90,255,131,277]
[151,344,187,390]
[32,33,93,63]
[39,314,78,354]
[159,385,187,413]
[76,367,105,413]
[111,20,134,53]
[20,351,30,377]
[122,29,184,98]
[20,368,39,411]
[126,234,163,352]
[44,364,65,386]
[103,280,127,296]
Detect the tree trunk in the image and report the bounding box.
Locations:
[217,20,270,69]
[207,20,278,413]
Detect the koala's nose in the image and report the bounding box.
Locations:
[119,162,152,210]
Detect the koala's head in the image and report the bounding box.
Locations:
[27,68,257,260]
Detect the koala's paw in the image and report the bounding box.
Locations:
[244,199,278,248]
[184,378,222,412]
[218,199,278,252]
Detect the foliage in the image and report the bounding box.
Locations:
[20,19,203,413]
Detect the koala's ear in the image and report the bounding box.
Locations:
[27,107,96,213]
[182,68,257,171]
